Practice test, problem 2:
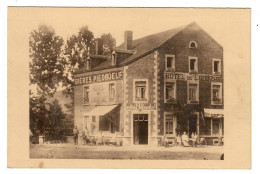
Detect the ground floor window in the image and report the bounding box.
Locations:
[165,114,174,135]
[199,118,211,135]
[199,117,223,136]
[212,118,220,135]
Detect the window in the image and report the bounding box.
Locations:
[189,57,198,73]
[211,83,223,105]
[165,54,175,70]
[84,116,90,130]
[212,59,221,74]
[109,83,115,101]
[212,118,220,135]
[189,41,197,48]
[165,114,174,135]
[92,116,96,122]
[165,82,176,102]
[134,80,147,102]
[187,83,199,103]
[199,118,211,135]
[83,86,89,105]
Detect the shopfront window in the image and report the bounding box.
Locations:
[83,86,89,105]
[212,118,220,135]
[134,80,147,102]
[165,114,174,135]
[199,118,211,135]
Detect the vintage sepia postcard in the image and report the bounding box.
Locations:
[7,7,251,168]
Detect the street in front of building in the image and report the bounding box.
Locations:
[30,144,224,160]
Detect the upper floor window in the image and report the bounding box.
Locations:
[187,82,199,104]
[109,83,115,101]
[212,58,221,75]
[189,57,198,73]
[83,86,89,105]
[165,54,175,71]
[134,80,148,102]
[189,41,197,48]
[211,82,223,105]
[165,82,176,103]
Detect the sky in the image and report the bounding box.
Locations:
[22,8,231,46]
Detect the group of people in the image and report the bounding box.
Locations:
[73,126,90,147]
[175,131,199,147]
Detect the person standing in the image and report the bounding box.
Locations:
[73,126,79,148]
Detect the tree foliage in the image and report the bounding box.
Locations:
[29,25,66,141]
[29,25,65,96]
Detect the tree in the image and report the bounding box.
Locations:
[29,25,64,96]
[29,25,66,142]
[45,99,66,141]
[62,26,95,99]
[100,33,116,56]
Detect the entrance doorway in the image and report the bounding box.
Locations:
[133,114,148,145]
[188,115,197,137]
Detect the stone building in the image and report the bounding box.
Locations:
[73,22,224,146]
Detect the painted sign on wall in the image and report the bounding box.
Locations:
[165,72,222,81]
[126,103,156,110]
[75,71,123,85]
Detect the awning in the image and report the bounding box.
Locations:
[204,108,224,118]
[84,105,118,116]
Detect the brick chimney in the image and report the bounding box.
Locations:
[124,31,133,50]
[95,38,103,55]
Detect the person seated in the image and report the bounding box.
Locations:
[191,132,198,147]
[181,131,190,147]
[176,134,182,146]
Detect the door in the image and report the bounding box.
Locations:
[133,114,148,145]
[188,115,197,137]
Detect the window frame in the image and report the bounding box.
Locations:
[165,54,175,71]
[188,56,198,73]
[83,85,90,105]
[164,112,176,136]
[164,81,176,103]
[187,81,199,104]
[189,41,197,48]
[212,58,222,75]
[211,82,223,105]
[108,82,116,101]
[133,79,148,103]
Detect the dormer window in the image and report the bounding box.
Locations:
[189,41,197,48]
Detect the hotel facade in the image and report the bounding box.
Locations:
[73,22,224,146]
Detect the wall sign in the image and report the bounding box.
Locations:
[126,103,156,110]
[74,71,123,85]
[165,72,222,81]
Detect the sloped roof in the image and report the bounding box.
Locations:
[92,23,187,70]
[91,22,221,71]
